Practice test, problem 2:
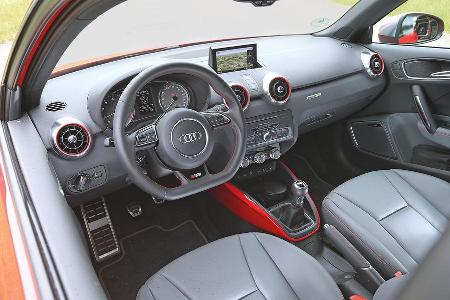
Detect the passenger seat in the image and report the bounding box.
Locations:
[322,169,450,278]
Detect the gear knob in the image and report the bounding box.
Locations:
[290,180,308,207]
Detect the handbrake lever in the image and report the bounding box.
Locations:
[323,224,385,293]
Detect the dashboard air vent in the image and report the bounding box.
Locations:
[369,54,384,76]
[361,52,384,78]
[265,76,291,104]
[46,101,66,112]
[230,84,250,110]
[54,122,91,158]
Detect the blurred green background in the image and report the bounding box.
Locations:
[335,0,449,32]
[0,0,29,43]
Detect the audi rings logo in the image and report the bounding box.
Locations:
[179,131,203,144]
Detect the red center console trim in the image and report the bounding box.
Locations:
[209,162,321,242]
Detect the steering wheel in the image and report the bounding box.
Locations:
[113,62,246,200]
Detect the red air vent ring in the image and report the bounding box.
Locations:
[53,121,91,158]
[229,84,250,111]
[369,53,384,76]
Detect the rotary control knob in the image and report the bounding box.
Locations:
[269,148,281,160]
[241,156,251,168]
[253,152,267,164]
[263,130,275,142]
[73,173,90,192]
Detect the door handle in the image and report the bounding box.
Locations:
[430,71,450,79]
[411,85,437,134]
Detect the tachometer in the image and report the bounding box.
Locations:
[158,82,190,112]
[101,89,135,129]
[101,89,122,129]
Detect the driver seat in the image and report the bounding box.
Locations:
[137,232,343,300]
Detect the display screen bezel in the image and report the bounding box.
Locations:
[209,44,259,74]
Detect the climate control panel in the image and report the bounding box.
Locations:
[246,110,294,150]
[241,110,294,168]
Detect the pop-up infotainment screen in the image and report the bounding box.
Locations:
[209,44,258,74]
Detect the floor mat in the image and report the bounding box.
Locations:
[99,220,208,300]
[284,154,335,209]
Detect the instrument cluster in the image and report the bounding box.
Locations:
[101,80,192,130]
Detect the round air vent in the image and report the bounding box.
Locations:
[361,52,384,78]
[369,54,384,76]
[53,120,91,158]
[264,75,291,104]
[45,101,66,112]
[230,84,250,110]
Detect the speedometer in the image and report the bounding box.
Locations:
[158,82,190,112]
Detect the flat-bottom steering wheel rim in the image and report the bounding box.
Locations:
[113,61,246,200]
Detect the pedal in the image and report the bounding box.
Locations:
[126,201,143,218]
[80,198,120,262]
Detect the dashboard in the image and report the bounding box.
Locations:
[31,35,386,204]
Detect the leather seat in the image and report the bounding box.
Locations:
[323,169,450,278]
[137,232,343,300]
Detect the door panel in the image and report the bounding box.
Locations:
[347,43,450,178]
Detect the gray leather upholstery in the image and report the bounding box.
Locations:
[373,275,409,300]
[323,169,450,278]
[137,232,343,300]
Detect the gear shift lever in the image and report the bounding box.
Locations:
[270,180,309,229]
[291,180,308,207]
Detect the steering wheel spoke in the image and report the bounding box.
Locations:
[201,111,232,129]
[173,171,189,186]
[132,124,159,150]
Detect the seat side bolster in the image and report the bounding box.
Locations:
[322,193,412,277]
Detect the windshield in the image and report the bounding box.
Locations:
[57,0,356,67]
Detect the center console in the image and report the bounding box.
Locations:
[206,44,319,241]
[209,161,320,241]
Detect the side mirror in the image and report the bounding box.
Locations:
[377,13,444,44]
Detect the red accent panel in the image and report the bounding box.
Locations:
[18,1,72,86]
[349,295,368,300]
[209,163,320,242]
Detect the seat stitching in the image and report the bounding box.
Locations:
[392,170,443,215]
[334,192,379,221]
[379,205,408,221]
[393,170,448,225]
[238,235,267,300]
[323,196,405,274]
[383,171,443,234]
[158,273,191,300]
[144,280,156,300]
[332,190,418,264]
[252,233,300,299]
[238,289,260,300]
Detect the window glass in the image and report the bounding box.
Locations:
[57,0,359,67]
